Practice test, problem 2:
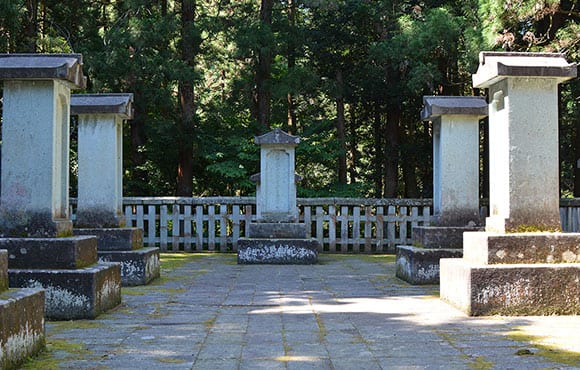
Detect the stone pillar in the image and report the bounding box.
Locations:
[426,96,486,226]
[238,128,319,264]
[71,94,160,286]
[0,54,121,319]
[440,52,579,315]
[0,55,86,237]
[73,94,132,228]
[254,128,300,222]
[396,96,487,284]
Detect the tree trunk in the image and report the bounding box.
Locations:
[348,103,357,184]
[373,103,384,197]
[286,0,297,134]
[402,122,418,198]
[176,0,196,196]
[384,106,400,197]
[254,0,273,133]
[336,70,347,185]
[23,0,38,52]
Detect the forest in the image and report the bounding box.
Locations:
[0,0,578,198]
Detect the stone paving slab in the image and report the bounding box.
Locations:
[21,253,580,369]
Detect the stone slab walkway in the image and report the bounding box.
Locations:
[23,254,580,369]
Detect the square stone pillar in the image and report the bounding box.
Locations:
[72,93,133,228]
[440,52,579,315]
[473,52,576,233]
[0,54,85,237]
[254,128,300,222]
[71,93,160,286]
[424,96,487,226]
[396,96,487,284]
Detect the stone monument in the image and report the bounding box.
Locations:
[238,128,319,264]
[71,93,160,286]
[396,96,487,284]
[0,249,45,369]
[440,52,579,315]
[0,54,121,319]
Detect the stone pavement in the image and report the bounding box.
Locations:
[23,254,580,369]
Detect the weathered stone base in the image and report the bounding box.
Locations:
[0,236,98,269]
[238,239,319,264]
[74,228,143,251]
[98,247,160,286]
[9,263,122,320]
[249,223,307,239]
[413,225,483,249]
[0,287,45,369]
[440,258,580,316]
[396,245,463,284]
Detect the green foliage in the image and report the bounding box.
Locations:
[0,0,577,197]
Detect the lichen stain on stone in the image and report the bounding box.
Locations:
[0,321,44,368]
[146,255,160,278]
[562,250,578,263]
[98,277,120,305]
[477,278,531,306]
[25,280,90,315]
[239,244,316,263]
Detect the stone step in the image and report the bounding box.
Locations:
[396,245,463,285]
[440,258,580,315]
[249,223,307,239]
[9,262,122,320]
[0,287,45,369]
[237,238,319,264]
[413,225,483,249]
[0,236,97,269]
[463,232,580,265]
[74,227,143,251]
[98,247,160,286]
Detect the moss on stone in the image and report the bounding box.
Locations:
[507,331,580,367]
[466,355,494,370]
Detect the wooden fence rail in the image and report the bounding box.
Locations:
[69,197,580,253]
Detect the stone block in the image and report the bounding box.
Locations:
[0,250,7,292]
[74,228,143,251]
[440,258,580,316]
[98,247,160,286]
[413,226,483,249]
[0,287,45,369]
[463,232,580,265]
[0,236,98,269]
[249,223,307,239]
[396,245,463,285]
[9,262,122,320]
[238,239,319,264]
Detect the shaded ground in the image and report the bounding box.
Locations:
[22,254,580,369]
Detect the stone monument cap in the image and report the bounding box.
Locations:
[0,53,86,88]
[71,93,134,119]
[421,96,488,121]
[255,128,300,146]
[473,51,577,88]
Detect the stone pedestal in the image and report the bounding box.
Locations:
[396,96,487,284]
[440,52,579,315]
[239,129,319,264]
[71,94,160,286]
[0,250,45,369]
[0,54,122,319]
[1,237,121,319]
[75,228,160,286]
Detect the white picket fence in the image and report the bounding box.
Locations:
[70,197,580,253]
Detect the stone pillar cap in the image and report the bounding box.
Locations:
[473,51,577,88]
[71,93,134,119]
[255,128,300,146]
[0,53,86,88]
[421,96,488,121]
